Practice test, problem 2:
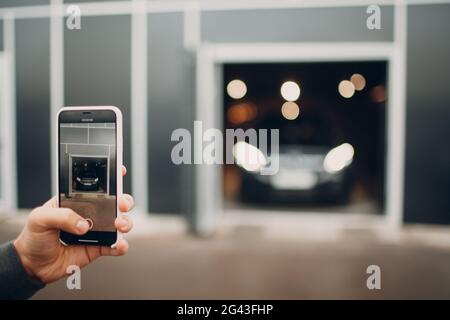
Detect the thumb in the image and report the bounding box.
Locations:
[28,206,90,235]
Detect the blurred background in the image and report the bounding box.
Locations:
[0,0,450,299]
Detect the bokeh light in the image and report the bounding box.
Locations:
[338,80,355,98]
[281,101,300,120]
[350,73,366,91]
[227,79,247,99]
[227,102,257,125]
[371,85,386,103]
[280,81,301,101]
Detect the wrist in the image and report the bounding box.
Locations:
[13,238,39,281]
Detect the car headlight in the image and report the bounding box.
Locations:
[323,143,354,173]
[232,141,268,173]
[76,177,81,182]
[94,178,99,182]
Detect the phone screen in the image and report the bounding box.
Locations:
[58,109,117,245]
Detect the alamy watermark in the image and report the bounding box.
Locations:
[171,121,280,175]
[366,265,381,290]
[66,265,81,290]
[66,5,81,30]
[366,5,381,30]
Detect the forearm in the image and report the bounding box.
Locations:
[0,241,45,300]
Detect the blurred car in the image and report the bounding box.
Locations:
[234,142,354,204]
[74,162,100,191]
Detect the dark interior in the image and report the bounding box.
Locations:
[223,61,388,213]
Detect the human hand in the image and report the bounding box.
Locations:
[13,165,134,284]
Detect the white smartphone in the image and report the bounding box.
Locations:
[56,106,123,247]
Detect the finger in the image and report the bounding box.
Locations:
[43,197,58,208]
[28,207,90,235]
[122,165,127,177]
[118,194,134,213]
[115,215,133,233]
[99,239,129,257]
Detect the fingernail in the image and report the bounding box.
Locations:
[76,219,90,232]
[118,218,128,228]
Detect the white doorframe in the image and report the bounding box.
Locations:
[0,53,7,210]
[0,13,17,212]
[0,52,16,211]
[195,41,405,234]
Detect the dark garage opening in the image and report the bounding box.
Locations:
[223,61,388,215]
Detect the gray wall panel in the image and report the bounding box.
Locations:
[89,128,116,145]
[0,20,3,51]
[202,7,393,43]
[404,4,450,224]
[147,12,195,213]
[60,127,88,144]
[15,18,51,208]
[0,0,49,7]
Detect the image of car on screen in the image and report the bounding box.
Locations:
[75,163,100,191]
[72,159,107,193]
